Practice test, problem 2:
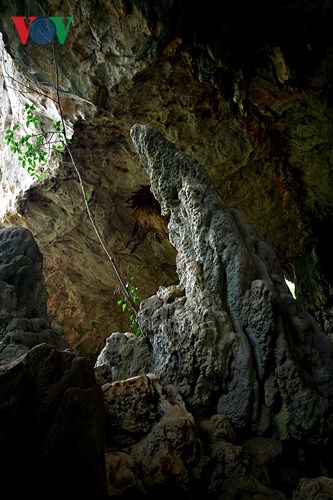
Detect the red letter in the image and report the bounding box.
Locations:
[11,16,37,45]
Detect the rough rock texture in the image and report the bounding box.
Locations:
[0,225,330,499]
[102,374,286,499]
[292,476,333,500]
[93,124,333,497]
[95,331,152,384]
[0,226,66,364]
[1,1,333,355]
[123,124,333,445]
[1,4,333,494]
[0,227,107,498]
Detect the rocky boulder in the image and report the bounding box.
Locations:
[0,226,107,498]
[0,226,66,364]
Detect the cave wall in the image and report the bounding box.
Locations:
[0,0,332,356]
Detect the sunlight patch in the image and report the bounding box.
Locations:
[285,278,296,299]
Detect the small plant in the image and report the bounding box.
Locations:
[117,276,142,336]
[4,102,70,179]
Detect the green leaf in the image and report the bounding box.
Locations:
[13,124,19,131]
[122,303,127,312]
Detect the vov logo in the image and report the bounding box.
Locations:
[11,16,73,45]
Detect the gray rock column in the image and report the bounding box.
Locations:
[129,124,333,443]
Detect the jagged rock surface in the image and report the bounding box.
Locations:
[118,124,333,445]
[0,3,333,496]
[102,374,286,499]
[292,477,333,500]
[0,226,66,364]
[1,1,333,354]
[93,123,333,497]
[0,227,107,498]
[0,162,331,499]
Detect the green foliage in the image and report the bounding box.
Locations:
[5,97,140,346]
[4,102,70,179]
[116,276,142,336]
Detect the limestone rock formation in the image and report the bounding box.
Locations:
[102,374,286,499]
[1,1,333,355]
[0,226,66,364]
[95,331,152,384]
[94,124,333,497]
[112,124,333,446]
[0,151,332,499]
[0,2,333,496]
[0,227,107,498]
[292,477,333,500]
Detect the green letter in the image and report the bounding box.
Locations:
[49,16,73,44]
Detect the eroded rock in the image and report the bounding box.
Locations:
[95,331,152,384]
[104,374,201,497]
[102,373,284,499]
[292,476,333,500]
[127,124,333,444]
[0,226,66,364]
[0,226,107,496]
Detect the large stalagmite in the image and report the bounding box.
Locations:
[99,124,333,444]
